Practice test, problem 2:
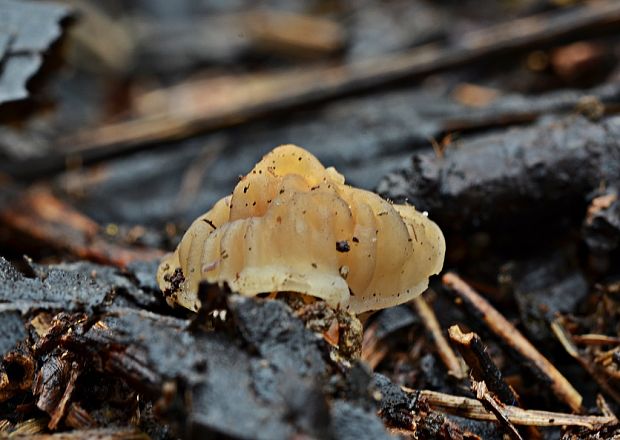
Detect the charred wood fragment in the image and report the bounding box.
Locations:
[379,115,620,231]
[448,326,519,406]
[499,250,588,342]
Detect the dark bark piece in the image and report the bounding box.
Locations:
[372,373,417,429]
[0,0,71,104]
[0,54,41,103]
[125,260,162,294]
[329,400,393,440]
[500,250,589,342]
[0,311,26,357]
[33,297,391,439]
[186,341,301,440]
[41,308,300,438]
[230,296,327,377]
[379,115,620,231]
[0,257,160,313]
[372,374,492,439]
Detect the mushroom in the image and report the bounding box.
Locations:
[157,145,445,314]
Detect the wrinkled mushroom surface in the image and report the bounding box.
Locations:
[157,145,445,314]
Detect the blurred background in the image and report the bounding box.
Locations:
[0,0,619,261]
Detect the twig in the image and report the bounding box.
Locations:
[572,334,620,346]
[551,317,620,405]
[597,394,616,419]
[402,387,616,429]
[442,272,583,412]
[448,325,519,405]
[449,326,541,439]
[471,379,523,440]
[412,295,466,379]
[9,418,47,436]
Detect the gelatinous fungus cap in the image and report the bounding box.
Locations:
[157,145,445,314]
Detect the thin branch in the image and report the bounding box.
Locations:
[442,272,583,412]
[402,387,616,429]
[551,318,620,405]
[471,379,523,440]
[412,295,466,379]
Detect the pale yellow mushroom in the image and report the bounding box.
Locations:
[157,145,445,314]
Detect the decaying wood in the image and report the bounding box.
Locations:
[403,387,617,429]
[1,258,393,440]
[33,355,81,430]
[413,296,466,379]
[379,114,620,231]
[442,272,583,412]
[64,403,96,430]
